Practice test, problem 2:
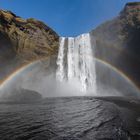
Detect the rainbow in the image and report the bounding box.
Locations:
[0,62,35,89]
[95,58,140,91]
[0,58,48,89]
[0,58,139,93]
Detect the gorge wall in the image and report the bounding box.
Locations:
[91,2,140,89]
[0,10,59,82]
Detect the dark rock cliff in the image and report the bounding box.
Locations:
[0,10,59,81]
[91,2,140,88]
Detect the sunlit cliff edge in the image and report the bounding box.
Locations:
[0,10,59,81]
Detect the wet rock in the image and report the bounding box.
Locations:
[2,88,42,103]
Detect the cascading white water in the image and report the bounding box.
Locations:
[56,33,96,93]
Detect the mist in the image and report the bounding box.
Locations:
[0,55,139,101]
[0,33,140,100]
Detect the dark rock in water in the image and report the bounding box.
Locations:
[2,88,42,103]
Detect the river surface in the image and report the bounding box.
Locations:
[0,96,140,140]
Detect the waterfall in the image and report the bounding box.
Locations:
[56,33,96,93]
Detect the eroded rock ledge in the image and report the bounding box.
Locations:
[0,10,59,81]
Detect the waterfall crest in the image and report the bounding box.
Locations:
[56,33,96,93]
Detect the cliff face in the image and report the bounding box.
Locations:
[92,2,140,54]
[90,2,140,88]
[0,10,59,81]
[120,2,140,56]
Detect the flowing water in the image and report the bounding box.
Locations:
[0,97,133,140]
[56,33,96,92]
